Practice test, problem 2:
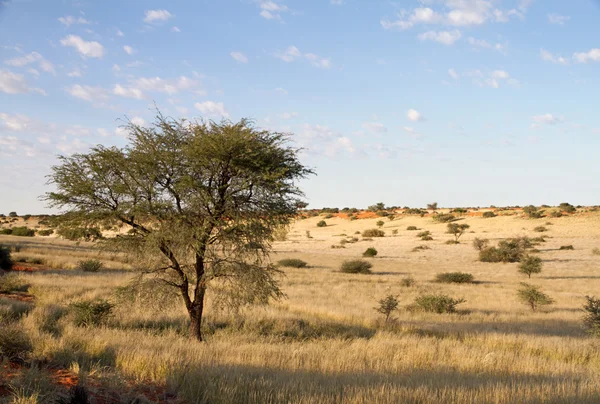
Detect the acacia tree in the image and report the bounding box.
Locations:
[45,115,313,341]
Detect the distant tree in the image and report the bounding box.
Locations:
[583,296,600,336]
[446,223,470,242]
[523,205,544,219]
[376,220,384,228]
[559,202,576,213]
[8,212,17,218]
[518,256,543,278]
[45,115,313,342]
[517,283,553,311]
[375,294,400,323]
[368,202,385,212]
[472,237,489,251]
[427,202,438,211]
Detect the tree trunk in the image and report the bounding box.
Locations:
[188,290,206,342]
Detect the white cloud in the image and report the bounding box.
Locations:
[573,49,600,64]
[0,69,45,95]
[362,121,387,133]
[275,87,288,95]
[144,9,173,23]
[194,101,229,118]
[58,15,91,27]
[280,112,298,119]
[548,13,569,25]
[97,128,111,137]
[4,52,55,75]
[171,26,181,32]
[116,29,124,37]
[381,7,443,30]
[331,0,343,5]
[66,84,108,102]
[67,68,83,77]
[448,68,459,79]
[0,112,33,131]
[230,52,248,63]
[259,1,289,21]
[113,84,144,100]
[418,30,461,45]
[113,75,202,99]
[402,126,423,138]
[465,69,517,88]
[540,49,568,65]
[276,46,331,68]
[531,113,563,127]
[112,64,120,73]
[130,116,145,126]
[123,45,134,55]
[27,69,39,78]
[407,109,424,122]
[60,35,104,58]
[276,46,301,62]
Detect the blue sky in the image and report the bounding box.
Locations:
[1,0,599,213]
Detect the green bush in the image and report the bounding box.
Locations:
[0,228,12,235]
[518,256,543,278]
[472,238,489,251]
[417,231,431,238]
[479,238,527,263]
[8,212,17,217]
[559,245,574,250]
[316,220,327,228]
[0,245,13,270]
[517,283,553,311]
[77,259,104,272]
[70,299,114,327]
[405,208,426,215]
[37,229,54,236]
[406,226,418,231]
[362,229,385,237]
[277,258,308,268]
[412,294,465,313]
[523,205,544,219]
[374,294,400,323]
[10,226,35,237]
[592,248,600,256]
[435,272,474,284]
[0,273,29,293]
[411,245,430,252]
[362,247,378,258]
[559,202,576,213]
[400,276,415,287]
[0,299,32,325]
[432,214,456,223]
[0,325,32,362]
[57,227,103,241]
[376,220,385,228]
[446,223,470,242]
[533,226,547,233]
[583,296,600,336]
[482,211,497,218]
[340,260,373,274]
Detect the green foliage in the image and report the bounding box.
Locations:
[22,214,32,221]
[316,220,327,228]
[482,211,497,218]
[400,276,416,287]
[70,299,114,327]
[362,247,378,257]
[412,294,465,313]
[533,226,547,232]
[559,202,576,213]
[479,238,528,263]
[0,299,32,325]
[583,296,600,336]
[77,259,104,272]
[452,208,467,214]
[417,230,431,238]
[0,244,13,270]
[446,223,470,242]
[472,238,489,251]
[391,229,398,235]
[368,202,385,212]
[0,325,32,362]
[592,248,600,256]
[57,226,103,241]
[8,212,17,217]
[406,226,418,231]
[0,273,29,293]
[517,283,554,311]
[0,228,12,235]
[375,294,400,323]
[518,255,543,278]
[559,245,575,250]
[411,245,430,252]
[376,220,385,228]
[362,229,385,237]
[432,213,456,223]
[37,229,54,236]
[405,208,426,215]
[340,260,373,274]
[550,211,563,218]
[10,226,35,237]
[427,202,438,210]
[523,205,545,219]
[435,272,474,284]
[277,258,308,268]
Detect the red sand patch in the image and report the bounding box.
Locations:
[0,292,34,302]
[11,263,48,272]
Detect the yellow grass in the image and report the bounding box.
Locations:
[3,211,600,402]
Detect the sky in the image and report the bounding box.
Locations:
[1,0,599,214]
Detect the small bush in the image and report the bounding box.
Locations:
[77,259,104,272]
[0,245,13,270]
[518,255,543,278]
[0,228,12,235]
[362,247,378,258]
[0,325,32,362]
[592,248,600,256]
[550,211,563,218]
[362,229,385,237]
[435,272,474,284]
[57,226,103,241]
[70,299,114,327]
[433,214,456,223]
[376,220,385,228]
[559,245,574,250]
[316,220,327,228]
[277,258,308,268]
[391,229,398,235]
[583,296,600,336]
[479,238,527,263]
[472,238,489,251]
[446,223,470,242]
[533,226,547,233]
[559,202,576,213]
[517,283,553,311]
[340,260,372,274]
[0,299,32,325]
[400,276,415,287]
[0,273,29,293]
[482,211,496,218]
[417,231,431,238]
[406,226,418,231]
[37,229,54,236]
[523,205,544,219]
[10,226,35,237]
[445,240,459,244]
[412,294,465,314]
[411,245,430,252]
[375,294,400,323]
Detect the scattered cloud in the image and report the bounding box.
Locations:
[171,26,181,32]
[258,1,289,21]
[418,30,461,45]
[4,52,55,75]
[467,37,506,53]
[58,15,91,27]
[331,0,343,5]
[362,121,387,133]
[280,112,298,119]
[123,45,134,55]
[275,87,288,95]
[463,69,518,88]
[448,68,459,80]
[275,46,331,68]
[230,51,248,64]
[113,84,144,100]
[531,113,564,129]
[194,101,229,118]
[65,84,108,102]
[573,48,600,64]
[407,108,425,122]
[0,69,46,95]
[60,35,104,58]
[116,29,124,37]
[113,75,203,100]
[144,9,173,23]
[67,67,83,77]
[548,13,570,25]
[402,126,423,138]
[540,49,568,65]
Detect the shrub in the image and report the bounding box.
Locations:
[559,245,574,250]
[559,202,576,213]
[324,214,333,219]
[406,226,418,231]
[435,272,474,284]
[433,213,456,223]
[8,212,17,217]
[445,240,459,244]
[37,229,54,236]
[340,260,372,274]
[74,259,103,273]
[482,211,497,218]
[400,276,415,287]
[446,223,470,242]
[592,248,600,256]
[518,256,543,278]
[57,226,103,241]
[362,247,378,258]
[0,273,29,293]
[376,220,385,228]
[0,228,12,235]
[412,294,465,313]
[0,299,32,325]
[277,258,308,268]
[452,208,467,214]
[417,231,431,238]
[316,220,327,228]
[472,238,489,251]
[550,211,563,218]
[375,294,400,323]
[533,226,547,232]
[523,205,544,219]
[583,296,600,336]
[0,325,32,362]
[70,300,114,327]
[0,245,13,270]
[391,229,398,235]
[10,226,35,237]
[411,245,430,252]
[405,208,426,215]
[421,235,433,241]
[517,283,553,311]
[427,202,438,210]
[305,231,312,239]
[479,239,526,263]
[362,229,385,237]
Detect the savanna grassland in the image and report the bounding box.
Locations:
[2,208,600,403]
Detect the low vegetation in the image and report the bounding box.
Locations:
[435,272,474,284]
[362,247,378,258]
[340,260,373,274]
[517,283,554,311]
[518,256,543,278]
[362,229,385,237]
[277,258,308,268]
[411,294,466,313]
[77,259,104,272]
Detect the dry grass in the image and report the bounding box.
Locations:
[3,211,600,402]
